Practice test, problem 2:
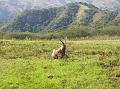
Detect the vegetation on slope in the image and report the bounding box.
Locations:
[1,2,120,33]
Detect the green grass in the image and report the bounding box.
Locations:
[0,40,120,89]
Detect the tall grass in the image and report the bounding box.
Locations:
[0,40,120,89]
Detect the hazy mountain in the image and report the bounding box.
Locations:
[17,0,120,10]
[92,0,120,10]
[1,2,120,33]
[0,0,120,23]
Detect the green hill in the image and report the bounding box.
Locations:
[0,2,120,34]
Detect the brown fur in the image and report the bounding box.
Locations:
[52,39,66,59]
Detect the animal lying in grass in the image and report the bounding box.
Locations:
[52,39,66,59]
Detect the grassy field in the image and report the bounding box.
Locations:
[0,40,120,89]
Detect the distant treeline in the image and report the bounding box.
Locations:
[0,25,120,40]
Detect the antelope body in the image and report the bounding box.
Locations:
[52,39,66,59]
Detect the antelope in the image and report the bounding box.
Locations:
[52,39,66,59]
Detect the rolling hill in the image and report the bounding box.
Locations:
[0,0,120,23]
[0,2,120,33]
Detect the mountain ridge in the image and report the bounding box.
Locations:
[1,2,120,33]
[0,0,120,23]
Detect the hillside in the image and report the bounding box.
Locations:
[0,2,80,32]
[0,0,120,23]
[0,0,68,23]
[0,0,21,23]
[1,2,120,33]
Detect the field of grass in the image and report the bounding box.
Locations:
[0,40,120,89]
